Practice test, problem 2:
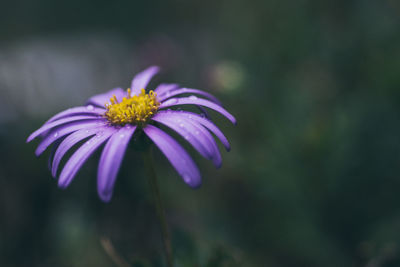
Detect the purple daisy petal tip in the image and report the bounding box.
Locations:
[34,149,42,157]
[27,132,39,143]
[215,161,222,169]
[149,65,160,72]
[131,66,161,95]
[57,179,68,189]
[187,177,202,189]
[99,191,113,203]
[143,125,202,188]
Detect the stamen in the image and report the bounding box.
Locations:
[105,88,160,126]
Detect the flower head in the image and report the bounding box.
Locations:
[105,89,160,126]
[27,66,236,202]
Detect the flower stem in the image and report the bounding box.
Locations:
[100,237,131,267]
[143,147,174,267]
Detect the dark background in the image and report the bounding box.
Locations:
[1,0,400,266]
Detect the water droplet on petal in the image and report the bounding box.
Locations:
[85,129,90,133]
[184,135,190,140]
[126,125,131,129]
[164,98,178,105]
[53,132,59,138]
[179,123,184,128]
[195,131,200,135]
[188,115,193,119]
[120,134,125,138]
[189,95,197,100]
[86,105,94,111]
[86,140,91,145]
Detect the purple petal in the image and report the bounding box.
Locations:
[97,125,137,202]
[36,120,108,156]
[158,110,230,151]
[160,96,236,124]
[187,118,222,168]
[196,106,212,120]
[152,113,214,160]
[211,141,222,168]
[131,66,160,95]
[143,125,201,188]
[157,88,222,105]
[154,83,179,95]
[48,138,62,172]
[57,127,116,188]
[86,88,126,107]
[45,106,105,124]
[27,116,105,143]
[153,111,222,168]
[51,126,111,177]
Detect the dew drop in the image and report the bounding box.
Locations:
[189,95,197,100]
[179,123,184,128]
[85,129,90,133]
[195,131,200,135]
[120,134,125,138]
[86,140,91,145]
[126,125,131,129]
[53,132,59,138]
[86,105,94,111]
[188,115,193,119]
[184,135,190,140]
[164,98,178,105]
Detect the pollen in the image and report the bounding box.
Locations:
[105,89,160,126]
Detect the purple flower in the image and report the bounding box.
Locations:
[27,66,236,202]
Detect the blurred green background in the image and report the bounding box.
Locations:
[1,0,400,266]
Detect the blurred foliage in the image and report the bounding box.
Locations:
[1,0,400,266]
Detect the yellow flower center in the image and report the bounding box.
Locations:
[105,88,160,126]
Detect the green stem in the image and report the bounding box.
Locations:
[143,147,174,267]
[100,237,131,267]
